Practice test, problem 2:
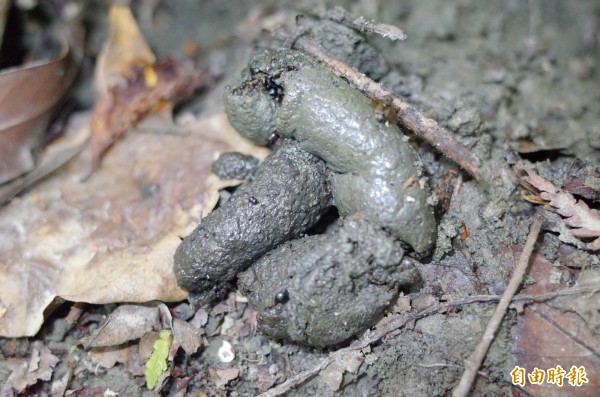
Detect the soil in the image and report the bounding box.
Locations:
[1,0,599,396]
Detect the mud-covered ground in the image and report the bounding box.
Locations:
[1,0,599,396]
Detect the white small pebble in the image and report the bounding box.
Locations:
[269,364,279,375]
[218,340,235,363]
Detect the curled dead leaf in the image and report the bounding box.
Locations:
[0,32,77,184]
[94,4,156,94]
[0,111,90,205]
[89,4,217,171]
[89,59,215,169]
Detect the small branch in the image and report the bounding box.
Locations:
[320,6,407,41]
[288,33,482,180]
[452,214,543,397]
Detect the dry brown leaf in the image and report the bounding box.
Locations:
[80,304,161,348]
[1,341,60,395]
[89,344,140,372]
[0,31,77,184]
[82,303,199,359]
[0,113,270,337]
[173,318,204,355]
[510,248,600,396]
[90,59,214,169]
[89,4,215,170]
[547,270,600,333]
[0,1,8,47]
[139,331,162,360]
[190,307,209,329]
[208,367,240,388]
[94,4,155,94]
[0,111,91,205]
[169,377,191,397]
[515,164,600,251]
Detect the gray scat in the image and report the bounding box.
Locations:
[237,215,420,348]
[211,152,258,180]
[309,20,390,81]
[224,49,437,253]
[174,140,332,305]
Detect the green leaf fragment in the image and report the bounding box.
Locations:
[145,329,173,389]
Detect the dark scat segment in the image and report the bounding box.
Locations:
[211,152,258,180]
[174,140,332,305]
[238,215,421,348]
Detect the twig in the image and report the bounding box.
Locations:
[282,15,307,49]
[65,302,87,324]
[258,277,600,397]
[286,33,482,180]
[319,6,407,41]
[452,214,543,397]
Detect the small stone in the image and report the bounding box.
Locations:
[261,343,272,356]
[268,364,279,375]
[217,340,235,363]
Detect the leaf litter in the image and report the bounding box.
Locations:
[516,164,600,251]
[0,341,60,395]
[0,13,79,184]
[89,4,218,171]
[0,4,269,340]
[0,111,269,338]
[511,248,600,396]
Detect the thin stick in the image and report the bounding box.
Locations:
[318,6,407,41]
[258,278,600,397]
[288,34,482,180]
[452,214,543,397]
